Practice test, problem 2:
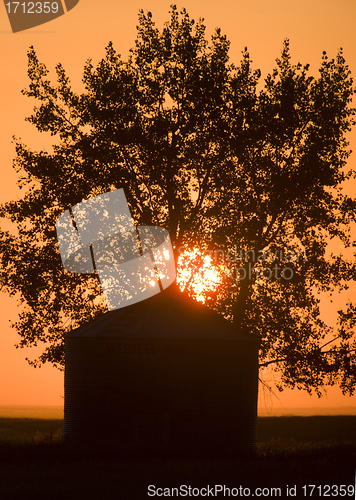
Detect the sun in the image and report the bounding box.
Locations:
[176,248,226,304]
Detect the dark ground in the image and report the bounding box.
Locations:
[0,416,355,500]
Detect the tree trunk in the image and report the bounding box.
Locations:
[231,264,251,330]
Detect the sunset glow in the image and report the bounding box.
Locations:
[176,248,226,304]
[1,0,356,419]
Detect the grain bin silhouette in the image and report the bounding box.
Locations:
[64,284,260,454]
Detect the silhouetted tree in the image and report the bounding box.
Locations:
[1,6,356,395]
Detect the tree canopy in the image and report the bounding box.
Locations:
[1,6,356,396]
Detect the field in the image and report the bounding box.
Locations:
[0,416,355,500]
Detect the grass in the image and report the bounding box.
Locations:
[0,418,63,442]
[0,416,355,500]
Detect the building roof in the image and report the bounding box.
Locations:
[66,284,260,342]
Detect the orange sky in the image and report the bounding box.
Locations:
[1,0,356,413]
